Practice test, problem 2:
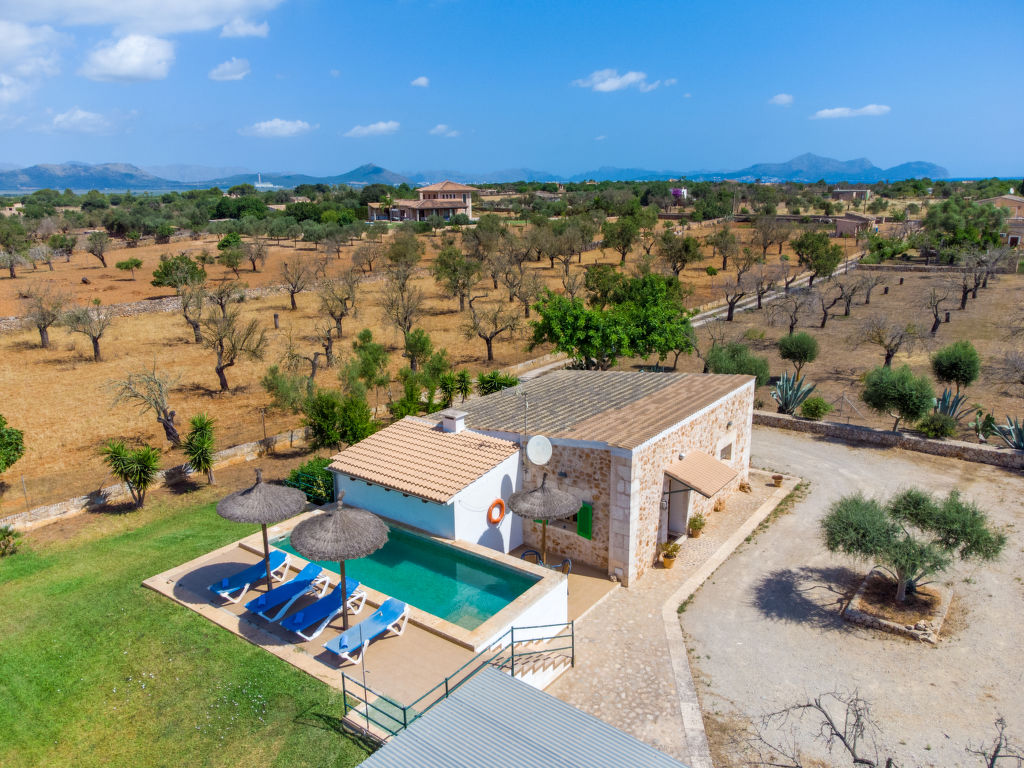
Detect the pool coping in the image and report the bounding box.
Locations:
[241,508,567,652]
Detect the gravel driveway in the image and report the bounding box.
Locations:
[683,427,1024,768]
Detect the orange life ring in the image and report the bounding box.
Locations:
[487,499,505,525]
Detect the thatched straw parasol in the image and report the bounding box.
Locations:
[290,498,388,629]
[507,473,579,565]
[217,468,308,587]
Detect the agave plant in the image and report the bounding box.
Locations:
[771,372,816,415]
[995,416,1024,450]
[933,388,972,421]
[969,408,997,442]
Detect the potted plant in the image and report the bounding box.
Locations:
[660,540,682,569]
[772,474,784,487]
[688,513,707,539]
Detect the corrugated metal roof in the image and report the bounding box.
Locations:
[446,370,751,450]
[665,450,739,498]
[359,667,690,768]
[329,417,519,504]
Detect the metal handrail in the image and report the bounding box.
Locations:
[340,620,576,736]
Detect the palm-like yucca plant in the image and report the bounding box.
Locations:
[454,370,473,403]
[771,372,816,415]
[183,413,217,485]
[101,440,161,508]
[933,388,972,421]
[437,371,457,408]
[995,416,1024,450]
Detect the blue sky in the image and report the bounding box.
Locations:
[0,0,1021,177]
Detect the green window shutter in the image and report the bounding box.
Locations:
[576,502,593,540]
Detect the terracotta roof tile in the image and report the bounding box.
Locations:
[329,417,519,503]
[665,450,738,497]
[415,180,477,192]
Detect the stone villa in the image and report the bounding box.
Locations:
[368,180,475,222]
[328,370,754,586]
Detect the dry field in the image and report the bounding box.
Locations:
[0,220,831,515]
[664,270,1023,436]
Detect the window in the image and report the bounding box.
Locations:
[719,443,733,461]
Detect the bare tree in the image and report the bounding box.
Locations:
[280,255,314,310]
[947,267,975,311]
[561,269,585,299]
[381,275,425,346]
[812,281,844,328]
[200,308,267,391]
[692,318,729,373]
[64,300,113,362]
[834,277,861,317]
[769,292,810,335]
[207,281,246,318]
[243,237,267,272]
[318,270,361,337]
[967,717,1024,767]
[0,248,27,279]
[858,273,886,305]
[751,215,778,258]
[178,281,206,343]
[497,254,524,303]
[720,273,751,321]
[30,244,54,272]
[924,285,952,335]
[23,284,69,348]
[995,349,1024,396]
[858,315,920,367]
[751,262,784,310]
[110,365,182,446]
[780,259,803,293]
[514,269,544,318]
[352,242,381,274]
[464,295,520,362]
[282,328,328,384]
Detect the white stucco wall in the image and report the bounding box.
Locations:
[452,452,522,553]
[332,473,456,538]
[484,575,569,648]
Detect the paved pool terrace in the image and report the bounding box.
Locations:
[143,509,618,714]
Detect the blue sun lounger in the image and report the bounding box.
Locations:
[279,578,367,641]
[323,597,409,665]
[245,562,331,622]
[209,550,290,604]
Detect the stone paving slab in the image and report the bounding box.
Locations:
[546,470,799,767]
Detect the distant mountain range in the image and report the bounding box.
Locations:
[0,153,953,193]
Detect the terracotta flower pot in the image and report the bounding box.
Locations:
[772,474,784,487]
[662,555,677,569]
[689,528,702,538]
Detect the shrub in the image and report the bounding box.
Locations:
[286,456,334,503]
[705,343,770,386]
[917,412,957,439]
[476,370,519,395]
[0,525,20,557]
[931,340,980,394]
[742,327,765,342]
[861,364,935,431]
[302,390,377,450]
[688,513,707,533]
[260,365,310,413]
[100,440,161,508]
[705,266,718,276]
[0,414,25,474]
[800,396,833,421]
[151,253,206,288]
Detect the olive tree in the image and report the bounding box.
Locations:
[200,308,267,391]
[861,364,934,431]
[778,331,819,377]
[23,284,69,348]
[280,255,314,310]
[931,340,981,394]
[465,295,520,362]
[110,365,182,446]
[64,300,113,362]
[430,243,481,311]
[823,488,1005,603]
[86,231,110,267]
[858,315,920,367]
[0,414,25,474]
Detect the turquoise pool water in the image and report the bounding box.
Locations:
[273,526,537,630]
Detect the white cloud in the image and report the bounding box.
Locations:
[0,21,62,103]
[329,69,340,78]
[0,1,285,36]
[80,34,174,81]
[571,68,664,93]
[683,92,692,98]
[811,103,891,119]
[664,78,677,87]
[769,93,793,106]
[220,17,269,37]
[410,75,429,87]
[594,135,606,141]
[241,117,312,137]
[344,120,399,138]
[429,123,458,138]
[209,57,250,81]
[52,106,111,133]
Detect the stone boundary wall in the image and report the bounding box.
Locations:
[503,352,567,376]
[0,426,311,531]
[0,283,293,332]
[752,411,1024,470]
[855,263,1016,274]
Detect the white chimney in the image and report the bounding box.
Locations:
[439,409,468,434]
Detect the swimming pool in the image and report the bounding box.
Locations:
[273,526,538,630]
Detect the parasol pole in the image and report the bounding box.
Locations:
[340,559,349,630]
[541,521,548,565]
[262,523,273,586]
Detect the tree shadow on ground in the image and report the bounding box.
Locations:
[293,705,380,751]
[89,499,141,516]
[751,565,863,630]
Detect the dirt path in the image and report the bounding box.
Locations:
[684,427,1024,768]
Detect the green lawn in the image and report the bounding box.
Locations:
[0,499,372,768]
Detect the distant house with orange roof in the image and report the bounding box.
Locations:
[368,180,476,222]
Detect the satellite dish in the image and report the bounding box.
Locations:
[525,435,552,466]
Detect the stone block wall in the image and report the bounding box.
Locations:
[627,381,755,584]
[519,444,613,570]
